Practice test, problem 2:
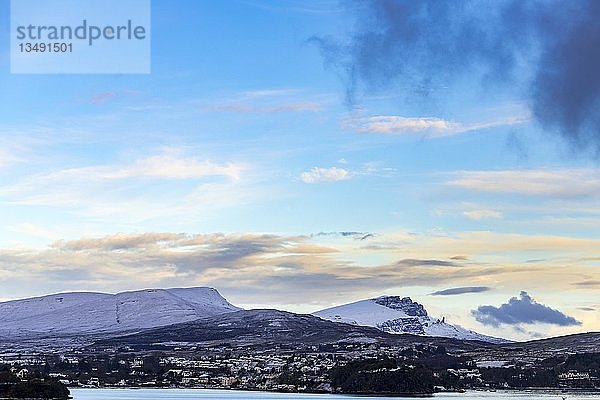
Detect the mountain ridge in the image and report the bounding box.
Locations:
[313,295,507,343]
[1,288,591,346]
[0,287,240,339]
[92,308,496,353]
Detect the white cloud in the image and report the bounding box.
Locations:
[0,229,599,339]
[463,209,503,220]
[448,168,600,198]
[347,115,529,136]
[207,89,328,113]
[43,151,244,182]
[0,149,255,222]
[0,147,23,169]
[239,89,299,98]
[213,102,323,113]
[0,149,245,195]
[8,223,59,240]
[300,167,351,183]
[107,153,243,180]
[352,116,458,133]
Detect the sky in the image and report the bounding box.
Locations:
[0,0,599,341]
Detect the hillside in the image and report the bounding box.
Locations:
[0,287,240,339]
[314,295,506,343]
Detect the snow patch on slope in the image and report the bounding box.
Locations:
[314,296,507,343]
[0,287,240,339]
[314,298,412,327]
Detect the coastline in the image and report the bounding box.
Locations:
[65,387,600,400]
[67,385,600,394]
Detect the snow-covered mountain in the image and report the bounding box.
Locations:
[313,296,507,343]
[0,287,240,339]
[0,289,507,344]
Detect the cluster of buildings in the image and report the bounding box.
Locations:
[0,342,598,393]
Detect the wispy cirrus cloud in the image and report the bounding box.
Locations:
[8,223,59,241]
[300,166,351,183]
[90,91,117,105]
[213,101,324,113]
[447,168,600,198]
[346,115,529,136]
[39,154,241,183]
[85,88,143,105]
[244,0,342,15]
[1,149,244,191]
[0,149,254,222]
[0,149,19,169]
[207,88,328,114]
[0,139,33,169]
[350,116,458,134]
[312,231,376,240]
[463,209,503,220]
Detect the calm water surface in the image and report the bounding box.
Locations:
[70,388,600,400]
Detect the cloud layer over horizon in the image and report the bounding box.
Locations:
[0,229,597,340]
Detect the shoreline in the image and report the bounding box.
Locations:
[68,386,600,394]
[69,386,434,396]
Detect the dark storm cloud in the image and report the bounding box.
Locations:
[431,286,491,296]
[312,0,526,98]
[313,0,600,153]
[532,0,600,153]
[472,291,581,327]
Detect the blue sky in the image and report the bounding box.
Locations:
[0,0,599,341]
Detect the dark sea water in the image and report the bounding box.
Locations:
[69,388,600,399]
